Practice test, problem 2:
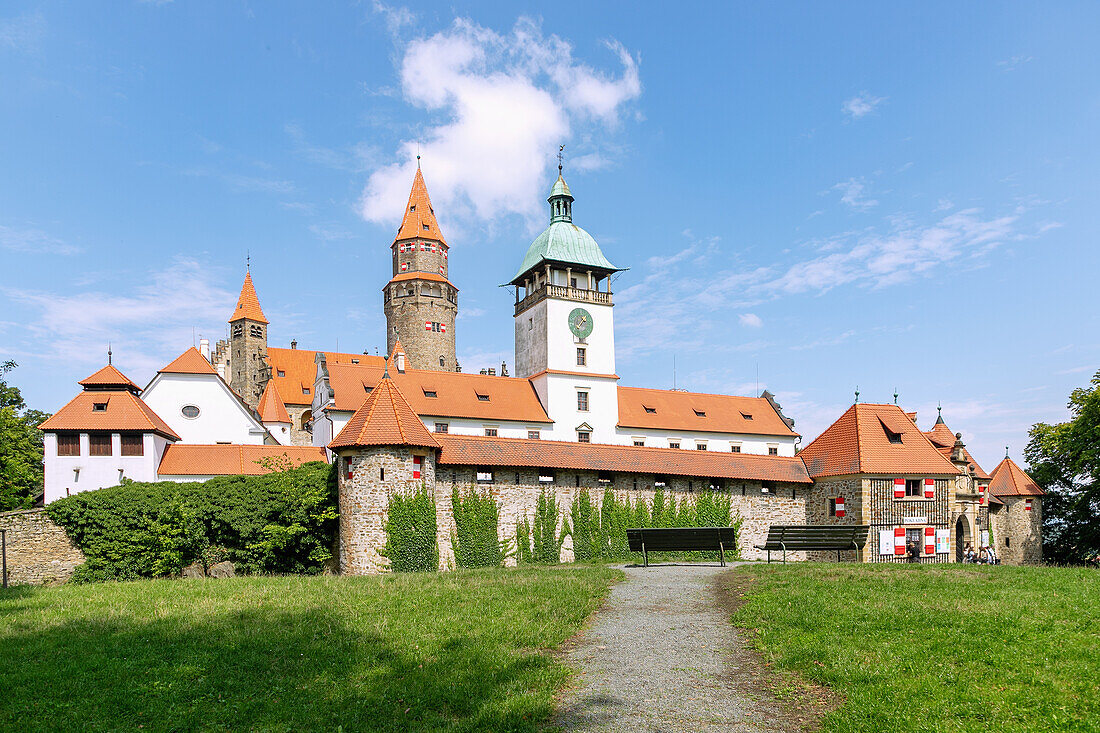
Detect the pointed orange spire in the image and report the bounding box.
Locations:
[329,371,438,449]
[394,168,447,245]
[257,380,291,424]
[230,271,268,324]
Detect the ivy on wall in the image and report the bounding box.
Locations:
[516,490,569,564]
[451,486,504,568]
[383,484,438,572]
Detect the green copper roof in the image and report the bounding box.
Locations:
[510,174,621,284]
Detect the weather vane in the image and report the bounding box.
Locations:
[558,144,564,174]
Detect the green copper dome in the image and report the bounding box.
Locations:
[510,174,622,284]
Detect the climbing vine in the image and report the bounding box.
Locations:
[383,484,438,572]
[516,489,569,564]
[451,486,504,568]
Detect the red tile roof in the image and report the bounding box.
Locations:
[157,444,325,476]
[988,457,1045,497]
[330,374,440,449]
[923,418,990,480]
[257,380,291,424]
[266,348,385,407]
[435,434,812,483]
[388,272,451,284]
[229,271,268,324]
[798,403,960,478]
[39,390,179,440]
[325,363,552,423]
[617,386,798,437]
[159,347,218,375]
[394,168,447,245]
[78,365,140,391]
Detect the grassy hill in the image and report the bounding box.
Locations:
[0,567,619,732]
[729,564,1100,732]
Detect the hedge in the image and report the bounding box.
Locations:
[45,461,338,581]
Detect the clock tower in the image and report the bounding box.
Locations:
[511,169,624,443]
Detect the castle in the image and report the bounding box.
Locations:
[37,164,1045,569]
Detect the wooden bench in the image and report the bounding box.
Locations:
[754,525,870,563]
[626,527,737,567]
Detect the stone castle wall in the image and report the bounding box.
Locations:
[0,509,85,585]
[384,285,457,372]
[990,497,1042,565]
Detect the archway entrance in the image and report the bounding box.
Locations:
[955,515,971,562]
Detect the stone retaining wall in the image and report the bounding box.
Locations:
[0,509,84,585]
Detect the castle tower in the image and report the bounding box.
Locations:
[383,166,458,371]
[227,270,270,408]
[510,169,625,443]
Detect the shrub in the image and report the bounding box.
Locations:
[383,484,438,572]
[451,486,503,568]
[46,461,337,580]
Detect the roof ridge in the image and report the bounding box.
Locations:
[852,404,863,473]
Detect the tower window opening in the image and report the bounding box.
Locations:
[409,205,415,212]
[277,369,285,377]
[422,223,429,230]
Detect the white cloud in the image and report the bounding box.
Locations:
[0,224,81,256]
[3,258,236,384]
[739,313,763,328]
[834,178,878,210]
[997,55,1033,71]
[0,11,45,52]
[358,17,641,233]
[309,223,355,241]
[373,1,415,35]
[842,92,886,120]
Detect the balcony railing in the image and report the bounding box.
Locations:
[515,284,612,315]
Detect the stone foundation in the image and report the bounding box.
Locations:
[0,509,85,585]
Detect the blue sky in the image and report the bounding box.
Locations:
[2,1,1098,469]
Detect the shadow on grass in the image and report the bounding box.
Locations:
[0,606,559,732]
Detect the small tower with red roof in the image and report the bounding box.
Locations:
[988,452,1045,564]
[226,269,271,408]
[382,165,458,372]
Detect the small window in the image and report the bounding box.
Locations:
[484,427,498,437]
[57,434,80,456]
[539,473,554,483]
[655,477,668,487]
[768,446,779,456]
[577,391,589,411]
[694,409,706,417]
[762,481,776,493]
[302,387,310,395]
[669,441,680,450]
[597,472,612,483]
[576,347,586,366]
[181,405,200,419]
[570,277,578,288]
[709,480,724,491]
[409,205,416,212]
[527,430,540,440]
[422,223,429,230]
[633,439,644,447]
[528,318,533,331]
[92,402,107,412]
[120,435,143,457]
[905,479,922,497]
[351,358,359,364]
[277,369,285,377]
[434,423,448,433]
[89,433,112,457]
[731,444,741,453]
[250,325,263,338]
[476,393,490,402]
[577,431,591,443]
[696,443,708,451]
[423,389,437,398]
[380,467,385,481]
[741,412,753,420]
[476,470,494,483]
[643,405,656,414]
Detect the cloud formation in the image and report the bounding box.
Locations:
[0,224,80,256]
[358,17,641,233]
[739,313,763,328]
[834,178,878,210]
[842,92,886,119]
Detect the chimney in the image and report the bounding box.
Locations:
[199,338,210,360]
[479,369,487,375]
[501,361,509,377]
[216,364,226,380]
[455,360,461,373]
[487,367,496,376]
[396,352,405,373]
[290,340,297,350]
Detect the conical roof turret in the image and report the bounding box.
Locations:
[329,369,438,449]
[394,167,447,245]
[230,271,268,324]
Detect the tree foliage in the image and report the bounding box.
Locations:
[1026,369,1100,565]
[0,360,50,511]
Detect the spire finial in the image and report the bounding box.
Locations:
[558,144,564,174]
[854,386,860,404]
[246,250,250,272]
[1006,445,1010,459]
[108,342,112,365]
[417,141,421,169]
[893,388,899,405]
[938,402,942,417]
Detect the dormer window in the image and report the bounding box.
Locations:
[422,223,429,230]
[409,205,416,212]
[694,409,706,417]
[880,419,903,444]
[476,393,489,402]
[302,387,310,395]
[643,405,656,414]
[351,358,359,364]
[277,369,285,377]
[92,402,108,412]
[423,390,437,398]
[741,412,753,420]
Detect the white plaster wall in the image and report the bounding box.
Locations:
[142,372,266,445]
[44,432,163,504]
[612,428,797,456]
[535,373,620,444]
[544,297,615,375]
[264,420,294,446]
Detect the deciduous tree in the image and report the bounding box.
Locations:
[0,361,49,511]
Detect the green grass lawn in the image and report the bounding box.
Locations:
[729,563,1100,733]
[0,566,619,732]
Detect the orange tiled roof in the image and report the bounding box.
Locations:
[257,380,291,423]
[266,348,386,406]
[39,390,179,440]
[325,362,552,423]
[618,386,798,438]
[159,347,218,375]
[923,418,990,480]
[78,365,140,391]
[157,444,325,476]
[387,272,451,284]
[229,271,268,324]
[798,403,960,478]
[435,434,812,483]
[394,168,447,245]
[988,457,1045,497]
[330,374,439,449]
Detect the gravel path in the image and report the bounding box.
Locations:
[554,563,794,733]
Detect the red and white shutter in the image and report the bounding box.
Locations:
[443,249,448,259]
[425,320,432,331]
[834,496,846,518]
[400,262,408,272]
[439,265,445,275]
[421,242,429,251]
[894,527,906,555]
[345,457,353,480]
[439,323,446,333]
[924,527,935,555]
[1025,498,1033,511]
[979,484,987,505]
[894,478,905,499]
[412,455,423,479]
[430,243,437,252]
[924,478,935,499]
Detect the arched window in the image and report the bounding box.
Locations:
[439,356,445,368]
[300,410,312,431]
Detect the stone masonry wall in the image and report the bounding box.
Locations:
[991,497,1042,565]
[805,477,865,561]
[0,509,85,585]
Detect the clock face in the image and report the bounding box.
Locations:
[568,307,593,338]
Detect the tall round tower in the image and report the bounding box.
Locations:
[382,165,458,371]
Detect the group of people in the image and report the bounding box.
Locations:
[963,542,1000,564]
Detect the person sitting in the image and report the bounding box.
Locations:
[907,539,921,563]
[987,545,999,565]
[964,543,976,563]
[977,545,989,564]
